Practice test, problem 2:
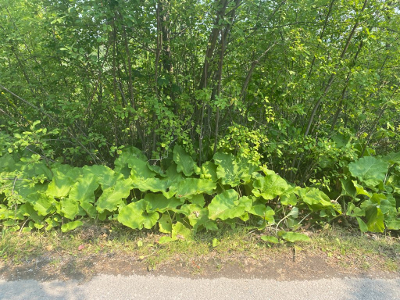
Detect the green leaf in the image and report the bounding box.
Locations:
[129,157,156,180]
[349,156,388,187]
[281,232,310,243]
[356,217,368,232]
[173,145,198,176]
[252,171,290,200]
[365,206,385,232]
[133,177,168,194]
[96,178,133,213]
[61,220,83,232]
[144,194,181,212]
[60,198,80,220]
[69,172,99,204]
[171,222,192,240]
[170,178,216,200]
[199,161,218,182]
[261,235,279,244]
[213,152,241,187]
[208,189,246,220]
[382,151,400,165]
[83,165,117,190]
[158,214,172,233]
[46,165,80,198]
[118,200,159,230]
[298,188,333,211]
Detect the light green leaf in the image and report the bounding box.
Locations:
[252,172,290,200]
[61,220,83,232]
[171,222,192,240]
[144,194,181,212]
[118,200,159,230]
[170,178,216,199]
[365,206,385,232]
[173,145,198,176]
[298,188,333,210]
[213,152,241,187]
[96,178,133,213]
[61,198,80,220]
[208,189,246,220]
[69,172,99,204]
[281,232,310,243]
[158,214,172,233]
[261,235,279,244]
[349,156,388,187]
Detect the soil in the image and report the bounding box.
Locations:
[1,247,398,282]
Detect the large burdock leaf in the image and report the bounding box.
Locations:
[349,156,388,187]
[46,164,80,198]
[144,193,181,212]
[130,157,157,180]
[171,222,192,240]
[26,193,55,216]
[199,161,218,182]
[382,151,400,165]
[61,220,83,232]
[69,172,99,204]
[96,178,134,213]
[118,200,159,230]
[213,152,243,187]
[83,165,118,190]
[61,198,80,220]
[114,146,147,173]
[173,145,198,176]
[252,170,290,200]
[133,177,168,193]
[280,232,310,243]
[208,189,247,220]
[170,178,216,200]
[298,188,333,211]
[365,206,385,232]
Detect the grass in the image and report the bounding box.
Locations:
[0,221,399,280]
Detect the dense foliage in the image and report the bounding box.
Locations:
[1,0,399,236]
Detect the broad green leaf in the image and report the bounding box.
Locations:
[352,181,371,197]
[382,151,400,165]
[96,178,133,213]
[61,220,83,232]
[281,232,310,243]
[385,219,400,230]
[180,204,217,232]
[69,173,99,204]
[208,189,246,220]
[171,222,192,240]
[46,165,80,198]
[114,146,147,173]
[340,178,356,198]
[133,177,168,193]
[356,217,368,232]
[247,205,275,224]
[144,193,181,212]
[298,188,333,210]
[261,235,279,244]
[173,145,198,176]
[158,214,172,233]
[199,161,218,182]
[365,206,385,232]
[61,198,80,220]
[129,157,156,180]
[349,156,388,187]
[170,178,216,199]
[252,172,290,200]
[213,152,241,187]
[118,200,159,230]
[83,165,118,189]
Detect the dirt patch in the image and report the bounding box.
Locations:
[1,247,398,282]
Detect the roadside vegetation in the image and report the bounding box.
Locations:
[0,0,399,273]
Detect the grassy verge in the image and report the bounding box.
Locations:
[1,222,399,280]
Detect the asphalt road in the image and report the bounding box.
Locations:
[1,275,400,300]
